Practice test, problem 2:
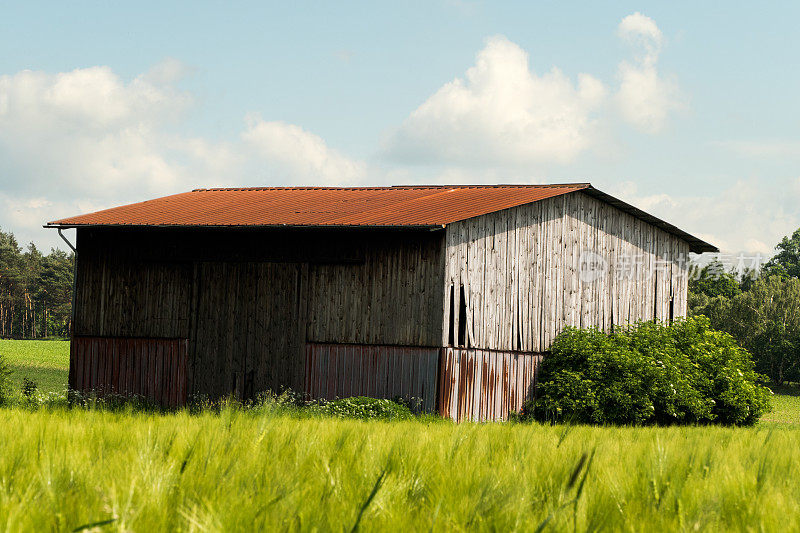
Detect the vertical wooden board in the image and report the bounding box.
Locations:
[395,347,406,401]
[181,340,189,405]
[412,348,422,405]
[104,338,114,394]
[174,341,182,407]
[115,341,125,394]
[463,350,473,422]
[446,348,457,420]
[72,339,82,391]
[361,346,371,399]
[324,345,335,400]
[454,350,464,422]
[124,340,134,396]
[166,342,175,407]
[155,342,164,404]
[90,338,100,393]
[149,341,158,402]
[166,342,175,406]
[376,346,386,400]
[316,344,327,400]
[471,349,481,421]
[495,351,504,421]
[94,339,105,394]
[437,348,447,418]
[161,342,170,406]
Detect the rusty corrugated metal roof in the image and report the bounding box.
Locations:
[46,184,588,228]
[45,184,717,252]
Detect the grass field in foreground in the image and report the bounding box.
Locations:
[1,406,800,531]
[2,340,800,529]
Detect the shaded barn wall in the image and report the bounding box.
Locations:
[306,234,445,347]
[443,191,691,352]
[72,227,445,401]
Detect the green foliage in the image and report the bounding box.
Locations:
[763,227,800,279]
[315,396,415,420]
[530,317,771,426]
[696,276,800,385]
[688,259,742,299]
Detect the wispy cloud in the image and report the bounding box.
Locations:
[615,12,681,133]
[714,139,800,158]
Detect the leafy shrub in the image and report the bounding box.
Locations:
[529,316,772,426]
[315,396,414,421]
[0,354,11,405]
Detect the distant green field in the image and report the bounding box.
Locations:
[762,385,800,425]
[0,339,69,395]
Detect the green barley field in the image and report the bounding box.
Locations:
[2,339,800,531]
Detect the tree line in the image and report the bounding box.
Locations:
[0,229,74,339]
[690,228,800,386]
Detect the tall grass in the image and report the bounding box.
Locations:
[1,404,799,531]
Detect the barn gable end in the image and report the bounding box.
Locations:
[438,191,691,420]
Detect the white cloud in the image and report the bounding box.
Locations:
[615,12,679,133]
[0,65,192,200]
[0,64,367,248]
[242,117,366,185]
[384,35,607,166]
[610,180,799,255]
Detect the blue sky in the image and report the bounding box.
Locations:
[1,1,798,256]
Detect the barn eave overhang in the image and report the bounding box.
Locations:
[43,222,446,231]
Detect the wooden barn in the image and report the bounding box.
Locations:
[47,184,717,421]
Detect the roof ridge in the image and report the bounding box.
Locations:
[191,183,592,193]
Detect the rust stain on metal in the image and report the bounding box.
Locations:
[71,336,188,407]
[438,348,543,422]
[304,343,440,412]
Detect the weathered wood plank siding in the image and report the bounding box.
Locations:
[443,191,690,351]
[305,233,444,347]
[304,343,440,411]
[73,227,446,402]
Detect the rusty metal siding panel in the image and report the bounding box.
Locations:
[304,343,440,412]
[438,348,543,422]
[72,336,188,407]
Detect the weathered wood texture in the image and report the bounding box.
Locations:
[438,347,542,422]
[306,235,444,347]
[73,227,445,401]
[70,336,188,407]
[443,191,691,351]
[189,262,307,399]
[304,343,440,411]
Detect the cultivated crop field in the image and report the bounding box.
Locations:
[2,339,70,394]
[2,339,800,531]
